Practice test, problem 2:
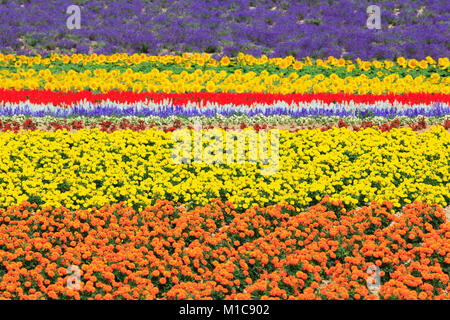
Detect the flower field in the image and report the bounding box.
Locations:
[1,198,449,300]
[0,1,449,301]
[1,1,448,59]
[0,126,449,211]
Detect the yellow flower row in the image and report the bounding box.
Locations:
[1,68,447,94]
[0,126,448,211]
[0,53,448,71]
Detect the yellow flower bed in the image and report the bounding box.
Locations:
[0,53,448,94]
[1,53,449,70]
[1,68,448,94]
[0,126,448,211]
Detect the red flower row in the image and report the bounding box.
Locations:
[0,89,448,107]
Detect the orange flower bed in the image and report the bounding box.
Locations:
[0,196,448,300]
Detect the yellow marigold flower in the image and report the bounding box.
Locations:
[425,56,436,65]
[408,59,418,69]
[438,57,449,69]
[430,73,440,82]
[397,57,407,66]
[360,61,371,71]
[279,59,289,69]
[337,59,346,67]
[417,60,428,69]
[235,84,244,93]
[220,56,230,67]
[206,81,216,92]
[293,61,303,70]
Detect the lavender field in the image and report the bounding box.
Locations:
[0,0,448,59]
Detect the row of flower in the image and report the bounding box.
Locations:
[1,55,448,94]
[1,1,448,60]
[1,70,447,95]
[0,197,448,300]
[0,115,449,133]
[1,75,445,96]
[2,89,449,107]
[2,101,450,119]
[3,54,449,75]
[0,126,448,211]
